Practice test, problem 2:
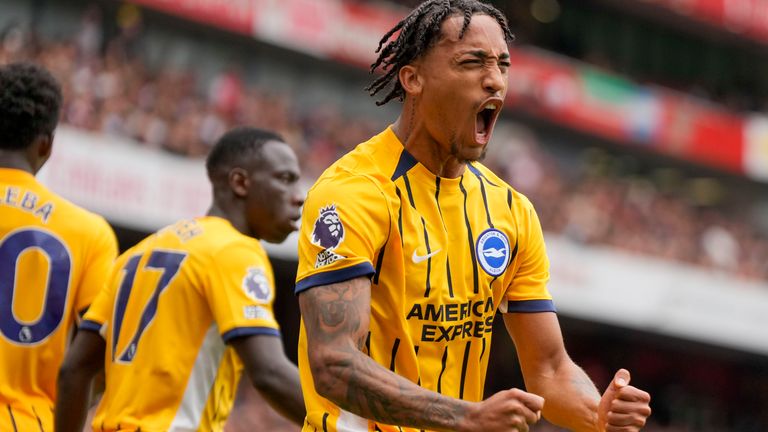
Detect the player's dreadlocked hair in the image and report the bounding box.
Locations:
[366,0,514,106]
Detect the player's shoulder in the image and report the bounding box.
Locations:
[188,217,266,257]
[44,190,115,239]
[467,161,512,188]
[317,128,403,182]
[309,128,405,200]
[468,162,536,212]
[3,174,112,235]
[138,218,267,273]
[197,221,270,274]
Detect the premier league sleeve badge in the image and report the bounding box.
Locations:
[311,204,347,268]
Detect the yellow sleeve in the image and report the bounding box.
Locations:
[295,173,390,293]
[503,195,555,313]
[74,215,118,316]
[204,242,281,343]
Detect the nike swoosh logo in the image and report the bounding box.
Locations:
[412,249,442,264]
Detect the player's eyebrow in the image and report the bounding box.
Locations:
[462,50,510,60]
[275,170,300,181]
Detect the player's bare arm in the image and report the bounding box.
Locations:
[55,330,105,432]
[230,334,305,425]
[300,276,544,432]
[505,313,650,431]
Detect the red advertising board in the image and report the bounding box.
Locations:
[506,47,744,173]
[656,93,744,172]
[639,0,768,43]
[249,0,401,67]
[129,0,256,35]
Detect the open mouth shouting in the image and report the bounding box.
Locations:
[475,97,503,145]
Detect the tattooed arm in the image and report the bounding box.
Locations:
[504,313,650,432]
[299,276,544,432]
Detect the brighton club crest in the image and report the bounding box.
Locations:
[475,228,511,276]
[312,204,346,267]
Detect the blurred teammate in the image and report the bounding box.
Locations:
[0,62,118,431]
[296,1,651,431]
[55,127,306,431]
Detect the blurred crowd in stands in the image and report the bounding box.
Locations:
[2,9,768,283]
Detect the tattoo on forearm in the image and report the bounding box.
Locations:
[343,358,465,428]
[571,371,600,399]
[312,283,364,342]
[301,280,467,430]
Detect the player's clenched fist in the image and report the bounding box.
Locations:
[459,388,544,432]
[598,369,652,431]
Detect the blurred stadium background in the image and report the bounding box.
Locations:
[2,0,768,430]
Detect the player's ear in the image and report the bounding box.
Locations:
[228,167,250,198]
[29,133,53,174]
[399,64,423,96]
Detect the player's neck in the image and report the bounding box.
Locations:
[392,112,466,179]
[0,152,35,174]
[206,203,251,238]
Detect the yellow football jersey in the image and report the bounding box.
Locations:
[0,168,117,432]
[82,216,281,432]
[296,127,555,432]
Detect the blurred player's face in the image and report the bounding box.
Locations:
[413,14,508,163]
[245,141,303,243]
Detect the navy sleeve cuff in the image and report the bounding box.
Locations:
[295,262,375,294]
[222,326,281,342]
[79,319,103,333]
[504,299,557,313]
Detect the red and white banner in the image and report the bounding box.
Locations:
[639,0,768,43]
[655,92,744,173]
[505,47,745,173]
[132,0,402,66]
[251,0,402,67]
[38,126,211,230]
[743,114,768,181]
[130,0,257,35]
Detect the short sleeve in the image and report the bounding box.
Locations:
[502,196,556,313]
[295,173,390,294]
[74,216,118,316]
[204,242,280,343]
